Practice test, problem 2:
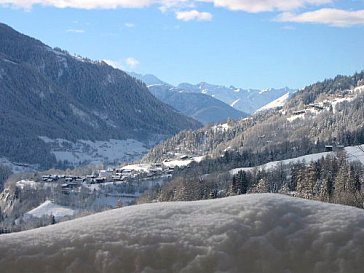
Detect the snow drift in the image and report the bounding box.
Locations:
[1,194,364,273]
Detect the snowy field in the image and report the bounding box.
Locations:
[1,194,364,273]
[39,137,150,166]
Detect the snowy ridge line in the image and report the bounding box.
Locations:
[231,144,364,175]
[0,194,364,273]
[256,92,290,112]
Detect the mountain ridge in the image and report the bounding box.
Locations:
[0,23,201,169]
[129,73,248,124]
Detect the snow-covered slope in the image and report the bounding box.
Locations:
[39,137,151,167]
[231,144,364,174]
[24,200,75,221]
[257,92,290,112]
[1,194,364,273]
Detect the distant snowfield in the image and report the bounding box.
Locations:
[231,144,364,175]
[1,194,363,273]
[24,200,75,221]
[257,92,290,112]
[39,137,149,166]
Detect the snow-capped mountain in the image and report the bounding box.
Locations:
[129,73,248,124]
[178,82,296,114]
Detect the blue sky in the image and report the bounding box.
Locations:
[1,0,364,89]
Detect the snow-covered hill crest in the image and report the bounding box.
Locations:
[1,194,364,273]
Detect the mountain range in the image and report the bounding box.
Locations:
[130,73,296,123]
[129,73,248,124]
[0,23,200,169]
[178,82,296,114]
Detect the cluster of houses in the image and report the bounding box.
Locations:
[39,162,179,193]
[292,103,325,116]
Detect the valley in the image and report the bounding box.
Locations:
[0,13,363,273]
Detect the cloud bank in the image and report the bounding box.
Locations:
[0,0,333,11]
[206,0,332,13]
[1,0,362,27]
[277,8,364,27]
[0,194,364,273]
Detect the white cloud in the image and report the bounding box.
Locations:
[124,22,135,27]
[126,57,140,68]
[277,8,364,27]
[0,0,332,12]
[0,0,157,9]
[175,9,212,21]
[201,0,332,13]
[66,28,85,33]
[1,194,364,272]
[3,0,362,28]
[103,59,125,70]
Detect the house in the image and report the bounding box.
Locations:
[99,169,113,179]
[325,145,333,152]
[336,145,345,150]
[95,177,106,183]
[61,183,79,192]
[293,110,306,115]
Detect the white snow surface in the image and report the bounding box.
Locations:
[24,200,75,221]
[16,180,38,189]
[230,98,240,107]
[257,92,290,112]
[1,194,364,273]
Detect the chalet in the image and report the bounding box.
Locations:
[99,169,113,179]
[122,169,133,176]
[150,168,163,175]
[325,145,333,152]
[293,110,306,115]
[65,177,74,182]
[95,177,106,183]
[112,174,122,180]
[61,182,79,190]
[42,175,51,181]
[307,104,324,111]
[75,177,85,183]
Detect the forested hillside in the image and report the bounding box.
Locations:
[0,23,200,169]
[140,71,364,208]
[144,71,364,163]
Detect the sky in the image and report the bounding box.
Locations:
[0,0,364,89]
